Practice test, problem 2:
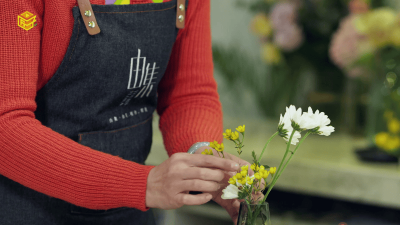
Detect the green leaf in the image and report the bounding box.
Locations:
[252,151,258,164]
[263,165,270,169]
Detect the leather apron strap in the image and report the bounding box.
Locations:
[76,0,186,35]
[76,0,101,35]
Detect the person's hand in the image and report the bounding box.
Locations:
[194,147,264,224]
[145,152,240,210]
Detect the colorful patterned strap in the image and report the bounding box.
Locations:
[105,0,164,4]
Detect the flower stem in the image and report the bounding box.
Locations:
[257,131,279,164]
[250,131,296,220]
[270,130,295,186]
[264,132,311,199]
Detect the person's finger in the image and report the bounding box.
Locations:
[182,167,225,182]
[180,179,220,192]
[188,154,239,172]
[251,191,264,202]
[176,192,212,206]
[229,200,241,224]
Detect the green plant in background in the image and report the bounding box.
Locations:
[213,0,348,125]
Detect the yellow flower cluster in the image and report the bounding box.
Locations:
[354,8,400,48]
[223,125,246,155]
[210,141,224,152]
[375,111,400,152]
[201,149,213,155]
[251,164,277,180]
[250,163,259,172]
[269,167,277,174]
[223,129,239,141]
[236,125,245,133]
[229,165,253,185]
[223,125,245,141]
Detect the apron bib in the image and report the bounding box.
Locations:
[0,1,185,224]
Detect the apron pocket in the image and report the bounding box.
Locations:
[78,116,153,164]
[72,117,153,215]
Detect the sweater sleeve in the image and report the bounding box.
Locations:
[0,0,152,211]
[157,0,224,156]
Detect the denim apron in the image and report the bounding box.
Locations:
[0,1,184,224]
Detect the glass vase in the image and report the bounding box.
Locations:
[237,202,271,225]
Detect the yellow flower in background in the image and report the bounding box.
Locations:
[259,165,265,172]
[241,170,247,176]
[228,177,236,185]
[230,131,239,141]
[261,42,282,65]
[354,8,398,48]
[254,173,261,180]
[241,165,249,171]
[240,179,247,185]
[375,132,400,151]
[385,136,400,151]
[236,173,242,179]
[388,118,400,134]
[236,125,245,133]
[223,129,232,140]
[375,132,389,149]
[251,14,273,38]
[390,27,400,47]
[269,167,277,174]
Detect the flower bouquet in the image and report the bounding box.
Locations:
[203,105,335,225]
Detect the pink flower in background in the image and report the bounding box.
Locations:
[273,24,304,51]
[269,1,304,51]
[270,2,298,29]
[329,15,368,78]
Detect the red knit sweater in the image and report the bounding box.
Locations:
[0,0,222,211]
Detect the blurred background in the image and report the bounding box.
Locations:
[148,0,400,224]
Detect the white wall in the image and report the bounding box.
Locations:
[211,0,265,119]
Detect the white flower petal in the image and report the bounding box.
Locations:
[318,126,335,136]
[283,129,301,145]
[302,106,335,136]
[221,184,239,199]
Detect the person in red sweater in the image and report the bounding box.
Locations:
[0,0,251,224]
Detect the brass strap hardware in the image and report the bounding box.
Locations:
[76,0,101,35]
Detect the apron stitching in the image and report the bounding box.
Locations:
[57,19,81,83]
[93,5,175,14]
[78,115,152,142]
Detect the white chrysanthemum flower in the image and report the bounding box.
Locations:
[283,129,301,145]
[278,106,302,145]
[302,107,335,136]
[286,105,302,125]
[221,184,239,200]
